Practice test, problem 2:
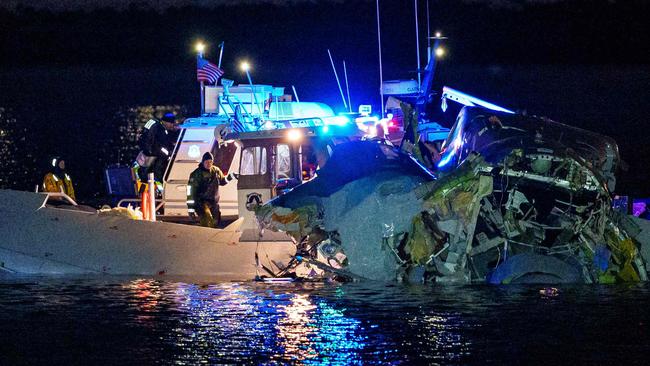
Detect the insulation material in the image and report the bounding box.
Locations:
[98,205,142,220]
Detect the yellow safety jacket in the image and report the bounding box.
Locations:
[43,172,76,200]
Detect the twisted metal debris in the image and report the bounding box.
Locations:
[256,106,650,284]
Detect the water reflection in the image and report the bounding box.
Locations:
[165,282,367,364]
[274,293,366,364]
[168,282,273,363]
[275,294,318,362]
[407,313,472,363]
[4,278,647,364]
[125,278,163,312]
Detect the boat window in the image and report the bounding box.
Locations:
[301,144,317,181]
[240,146,268,175]
[276,144,291,178]
[212,142,238,174]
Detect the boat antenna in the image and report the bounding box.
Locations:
[327,49,348,110]
[418,32,447,115]
[426,0,431,63]
[376,0,384,117]
[343,60,352,113]
[217,41,225,68]
[291,85,300,103]
[415,0,421,91]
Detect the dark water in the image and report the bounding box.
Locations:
[1,276,649,365]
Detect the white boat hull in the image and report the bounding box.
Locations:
[0,190,295,278]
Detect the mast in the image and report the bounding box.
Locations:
[376,0,384,117]
[343,60,352,113]
[327,49,348,110]
[426,0,431,63]
[415,0,421,91]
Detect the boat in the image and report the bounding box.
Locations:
[0,77,363,278]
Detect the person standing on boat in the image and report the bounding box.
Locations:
[187,152,238,228]
[43,157,76,201]
[136,112,179,183]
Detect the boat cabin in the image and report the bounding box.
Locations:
[160,83,362,223]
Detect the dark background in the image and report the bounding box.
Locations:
[1,0,649,202]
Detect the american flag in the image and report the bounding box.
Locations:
[231,105,247,132]
[231,117,246,133]
[197,56,224,84]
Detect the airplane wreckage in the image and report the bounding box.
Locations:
[256,91,650,284]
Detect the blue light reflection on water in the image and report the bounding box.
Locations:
[2,277,650,365]
[168,282,371,365]
[117,281,489,364]
[119,280,375,364]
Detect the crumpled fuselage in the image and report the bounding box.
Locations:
[256,107,646,284]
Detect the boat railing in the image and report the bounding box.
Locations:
[35,184,79,206]
[44,192,78,206]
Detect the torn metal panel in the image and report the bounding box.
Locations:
[255,106,648,285]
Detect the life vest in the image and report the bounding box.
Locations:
[43,172,76,200]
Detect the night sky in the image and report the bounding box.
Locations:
[3,0,649,68]
[1,0,649,199]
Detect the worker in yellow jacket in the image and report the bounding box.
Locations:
[187,152,237,227]
[43,157,76,201]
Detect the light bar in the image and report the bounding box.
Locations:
[322,115,350,126]
[442,86,514,114]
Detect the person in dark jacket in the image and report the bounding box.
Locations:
[187,152,238,228]
[136,112,179,182]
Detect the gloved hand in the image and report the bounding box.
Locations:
[226,172,240,181]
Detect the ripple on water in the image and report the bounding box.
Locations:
[1,276,650,365]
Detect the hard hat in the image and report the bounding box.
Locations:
[161,112,176,123]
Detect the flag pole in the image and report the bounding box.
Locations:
[198,49,205,116]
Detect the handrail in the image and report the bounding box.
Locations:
[163,128,185,183]
[44,192,78,206]
[36,181,78,206]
